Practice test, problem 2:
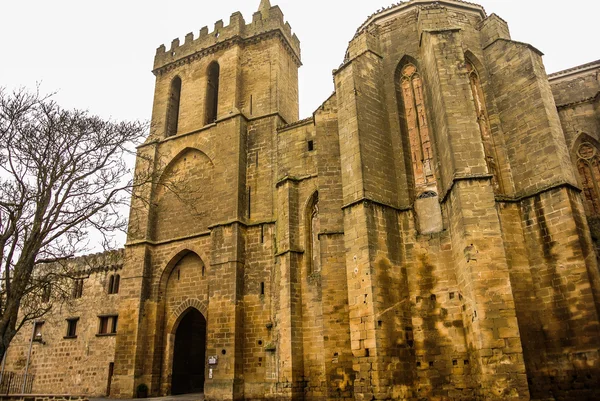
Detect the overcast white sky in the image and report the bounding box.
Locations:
[1,0,598,251]
[1,0,599,122]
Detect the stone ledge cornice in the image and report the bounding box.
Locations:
[556,92,600,110]
[137,111,289,149]
[495,182,582,204]
[356,0,486,34]
[126,219,276,247]
[341,197,410,212]
[548,59,600,81]
[276,174,318,188]
[278,116,314,132]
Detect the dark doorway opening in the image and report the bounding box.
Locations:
[106,362,114,396]
[172,308,207,395]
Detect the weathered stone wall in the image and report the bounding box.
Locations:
[549,61,600,260]
[3,251,123,397]
[0,396,87,401]
[5,1,600,400]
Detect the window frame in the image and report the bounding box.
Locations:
[97,315,118,336]
[107,274,120,295]
[33,321,45,342]
[72,278,84,299]
[64,317,79,339]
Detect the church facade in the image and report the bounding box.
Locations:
[4,1,600,400]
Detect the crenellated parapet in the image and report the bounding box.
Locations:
[153,4,301,75]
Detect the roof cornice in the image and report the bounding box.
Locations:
[548,59,600,82]
[357,0,486,33]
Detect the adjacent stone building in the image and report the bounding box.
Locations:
[4,0,600,400]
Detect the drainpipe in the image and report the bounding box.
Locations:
[23,322,35,393]
[0,348,6,385]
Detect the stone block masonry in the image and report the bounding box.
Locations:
[4,1,600,400]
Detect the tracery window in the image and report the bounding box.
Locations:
[466,61,501,192]
[577,142,600,215]
[399,63,437,195]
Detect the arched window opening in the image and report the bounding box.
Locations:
[577,142,600,216]
[107,274,120,294]
[399,63,437,197]
[205,62,220,125]
[113,274,120,294]
[108,275,114,294]
[465,60,501,192]
[306,192,320,274]
[166,76,182,137]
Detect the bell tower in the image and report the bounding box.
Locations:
[110,2,300,398]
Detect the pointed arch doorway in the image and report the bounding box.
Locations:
[172,308,207,394]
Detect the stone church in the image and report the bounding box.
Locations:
[4,0,600,400]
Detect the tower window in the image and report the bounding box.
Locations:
[308,140,314,151]
[205,62,220,124]
[166,76,182,137]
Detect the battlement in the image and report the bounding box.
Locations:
[66,249,124,274]
[153,4,301,74]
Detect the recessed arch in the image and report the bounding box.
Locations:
[158,248,208,301]
[464,52,502,193]
[464,50,486,75]
[159,147,215,183]
[170,306,207,394]
[152,148,216,241]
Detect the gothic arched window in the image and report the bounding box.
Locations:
[205,62,220,125]
[577,142,600,215]
[306,192,320,274]
[466,61,501,192]
[166,76,182,137]
[399,63,437,196]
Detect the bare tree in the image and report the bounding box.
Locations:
[0,87,148,362]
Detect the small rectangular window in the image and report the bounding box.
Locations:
[98,315,118,335]
[308,140,314,151]
[65,318,79,338]
[33,322,44,342]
